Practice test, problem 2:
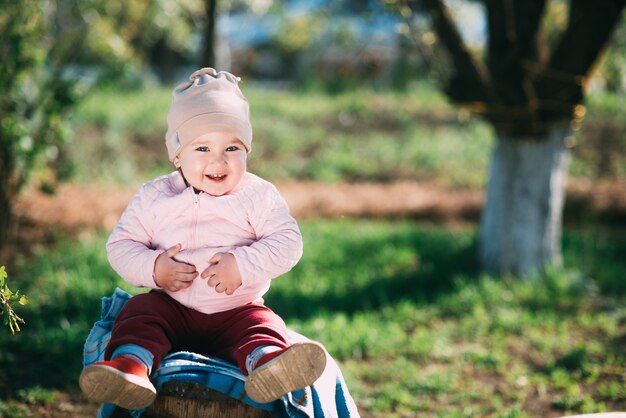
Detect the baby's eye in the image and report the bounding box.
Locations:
[195,146,209,152]
[226,145,239,152]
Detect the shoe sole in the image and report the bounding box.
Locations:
[79,364,157,410]
[245,341,327,404]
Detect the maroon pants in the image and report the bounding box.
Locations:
[104,291,290,374]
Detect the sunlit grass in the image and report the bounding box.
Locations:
[68,83,492,187]
[2,219,624,416]
[66,83,626,190]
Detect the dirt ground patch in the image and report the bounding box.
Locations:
[5,178,624,262]
[14,178,626,234]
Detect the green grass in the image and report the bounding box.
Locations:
[1,219,625,417]
[67,82,493,188]
[64,83,626,190]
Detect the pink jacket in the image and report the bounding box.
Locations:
[106,171,303,314]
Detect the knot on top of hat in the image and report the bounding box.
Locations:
[189,67,241,84]
[172,68,244,98]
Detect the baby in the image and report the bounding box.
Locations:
[79,68,326,410]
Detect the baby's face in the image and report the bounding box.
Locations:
[175,131,247,196]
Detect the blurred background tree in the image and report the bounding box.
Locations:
[49,0,198,83]
[0,0,76,252]
[394,0,626,276]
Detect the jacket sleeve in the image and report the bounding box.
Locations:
[106,184,162,289]
[230,185,303,288]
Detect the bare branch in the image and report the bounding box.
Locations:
[534,0,626,121]
[486,0,548,106]
[409,0,494,103]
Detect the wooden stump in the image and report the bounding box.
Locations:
[111,381,273,418]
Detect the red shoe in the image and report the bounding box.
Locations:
[245,342,327,403]
[79,356,157,410]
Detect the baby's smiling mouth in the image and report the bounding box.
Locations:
[206,174,226,181]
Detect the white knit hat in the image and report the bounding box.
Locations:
[165,68,253,162]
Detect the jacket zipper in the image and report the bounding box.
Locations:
[192,192,200,250]
[188,189,200,305]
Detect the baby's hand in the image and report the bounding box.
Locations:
[201,252,242,295]
[153,244,198,292]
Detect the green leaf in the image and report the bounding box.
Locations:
[19,296,28,306]
[0,265,7,281]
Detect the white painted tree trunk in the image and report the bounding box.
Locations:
[479,124,572,277]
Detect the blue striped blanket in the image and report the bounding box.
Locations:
[83,288,360,418]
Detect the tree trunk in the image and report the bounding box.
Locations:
[0,143,15,253]
[0,182,10,253]
[201,0,217,67]
[479,124,572,277]
[111,381,272,418]
[407,0,625,277]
